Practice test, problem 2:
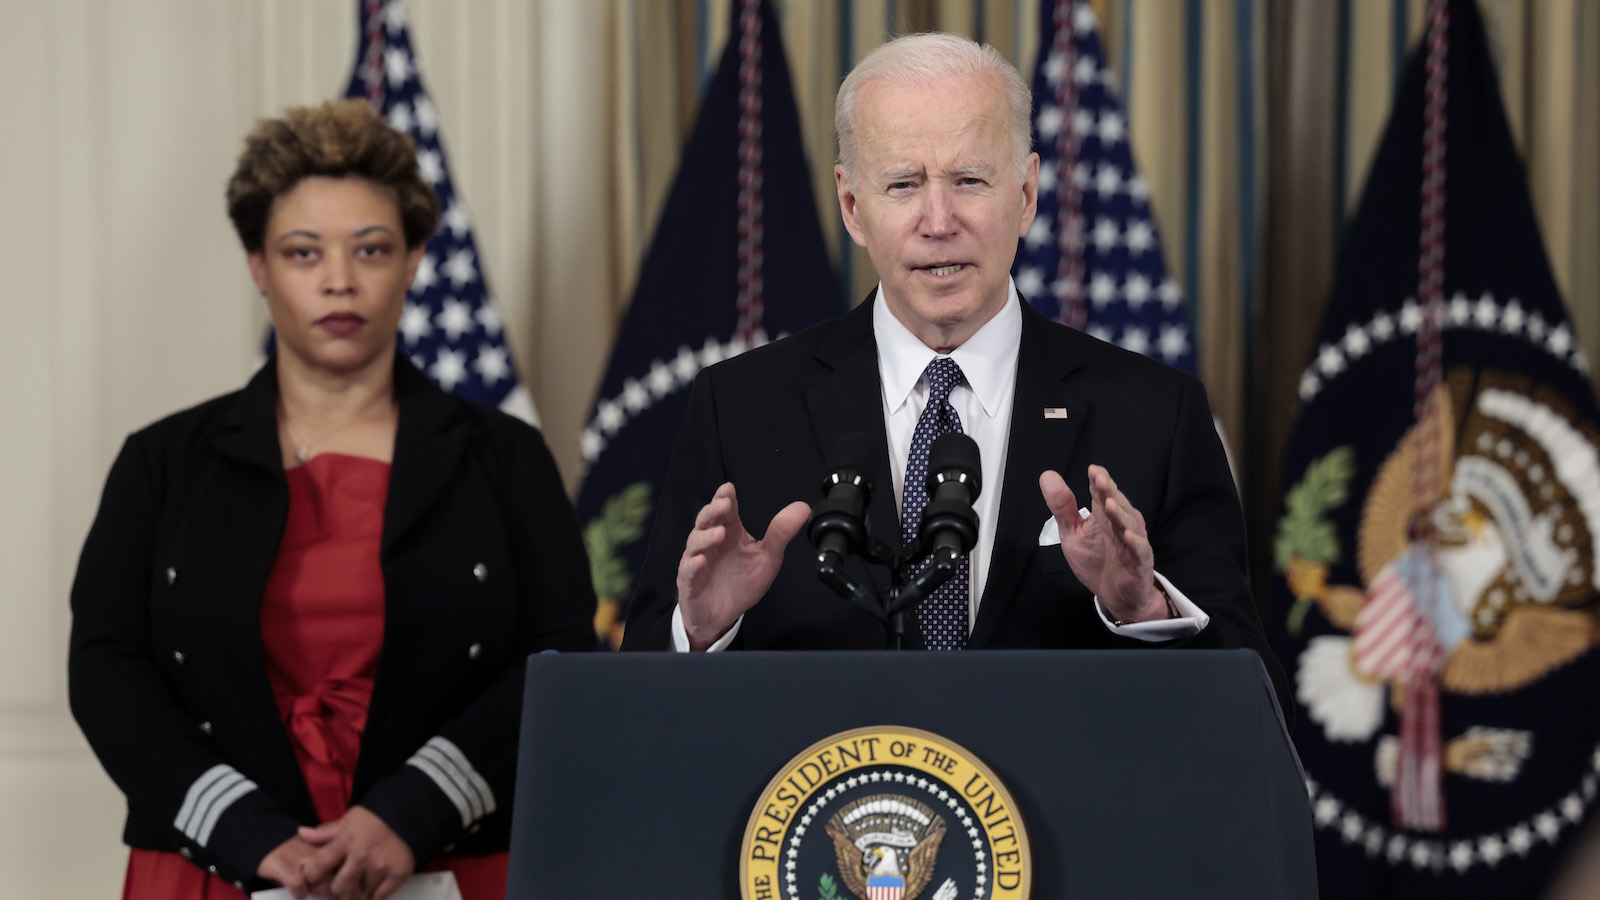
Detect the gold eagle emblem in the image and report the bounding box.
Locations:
[824,794,946,899]
[1284,368,1600,795]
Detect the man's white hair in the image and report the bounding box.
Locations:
[835,32,1033,185]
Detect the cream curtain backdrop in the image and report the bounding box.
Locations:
[0,3,607,897]
[0,0,1594,897]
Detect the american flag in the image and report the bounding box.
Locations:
[1351,548,1449,681]
[1012,0,1195,375]
[335,0,536,423]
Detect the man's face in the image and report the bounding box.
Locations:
[836,72,1038,353]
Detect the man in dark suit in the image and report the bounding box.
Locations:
[620,32,1286,709]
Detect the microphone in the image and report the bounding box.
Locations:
[919,432,981,560]
[807,432,877,565]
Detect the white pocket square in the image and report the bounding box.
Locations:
[1037,508,1090,546]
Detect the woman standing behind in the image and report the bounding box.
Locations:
[69,100,596,900]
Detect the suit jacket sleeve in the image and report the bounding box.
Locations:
[621,371,730,651]
[358,419,599,862]
[69,435,302,886]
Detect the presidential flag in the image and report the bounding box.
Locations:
[1013,0,1194,375]
[1271,1,1600,895]
[320,0,536,422]
[576,0,840,647]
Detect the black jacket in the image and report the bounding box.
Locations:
[69,356,596,889]
[622,295,1289,713]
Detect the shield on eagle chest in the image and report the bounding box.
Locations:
[867,874,905,900]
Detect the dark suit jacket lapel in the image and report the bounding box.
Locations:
[211,362,285,475]
[800,293,912,641]
[384,356,469,557]
[969,303,1087,648]
[206,363,286,691]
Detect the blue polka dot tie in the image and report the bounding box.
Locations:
[903,357,969,650]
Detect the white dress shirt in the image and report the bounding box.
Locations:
[671,281,1209,650]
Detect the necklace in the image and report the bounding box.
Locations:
[280,397,393,464]
[285,419,358,464]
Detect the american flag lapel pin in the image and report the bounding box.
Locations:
[1043,407,1069,420]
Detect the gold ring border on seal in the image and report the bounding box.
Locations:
[739,724,1032,899]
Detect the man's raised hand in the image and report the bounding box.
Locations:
[677,482,810,650]
[1040,465,1167,624]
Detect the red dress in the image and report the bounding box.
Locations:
[124,454,507,899]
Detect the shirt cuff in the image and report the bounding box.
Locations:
[1094,571,1210,642]
[670,604,742,652]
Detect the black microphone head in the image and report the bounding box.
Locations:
[829,432,877,478]
[810,432,877,558]
[926,432,981,500]
[819,431,878,498]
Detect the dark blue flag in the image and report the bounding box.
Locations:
[307,0,536,422]
[1013,0,1195,374]
[1272,1,1600,896]
[576,0,840,648]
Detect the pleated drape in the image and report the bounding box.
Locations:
[609,0,1598,614]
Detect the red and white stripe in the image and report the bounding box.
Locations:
[1352,558,1449,830]
[1352,564,1446,681]
[867,886,904,900]
[733,0,765,346]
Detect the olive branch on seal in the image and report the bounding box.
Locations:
[818,873,842,900]
[583,481,654,601]
[1274,446,1355,636]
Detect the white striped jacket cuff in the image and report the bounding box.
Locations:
[174,764,259,847]
[406,736,497,827]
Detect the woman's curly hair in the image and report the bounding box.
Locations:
[225,99,439,252]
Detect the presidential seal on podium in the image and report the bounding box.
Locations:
[741,726,1031,900]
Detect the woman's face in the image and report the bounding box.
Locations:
[248,175,423,379]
